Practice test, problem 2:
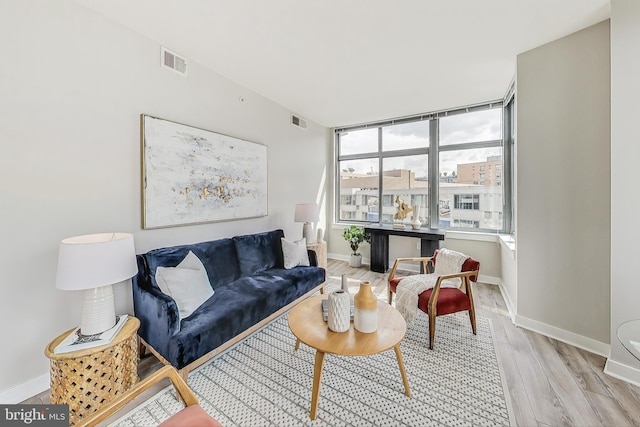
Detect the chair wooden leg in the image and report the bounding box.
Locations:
[466,277,477,335]
[428,313,436,350]
[388,290,393,304]
[469,308,477,335]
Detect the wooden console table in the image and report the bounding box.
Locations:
[364,224,445,273]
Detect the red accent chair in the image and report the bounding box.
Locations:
[388,249,480,349]
[80,365,222,427]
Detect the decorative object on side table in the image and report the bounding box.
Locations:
[55,233,137,335]
[53,314,129,354]
[411,204,422,229]
[44,317,140,426]
[393,195,412,229]
[341,273,349,293]
[327,290,351,332]
[342,225,371,268]
[354,281,378,333]
[295,203,320,243]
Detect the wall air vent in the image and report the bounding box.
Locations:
[161,47,187,76]
[291,114,307,129]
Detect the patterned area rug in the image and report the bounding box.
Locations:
[111,283,513,426]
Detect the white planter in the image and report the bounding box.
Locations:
[349,254,362,268]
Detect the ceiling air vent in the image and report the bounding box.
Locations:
[291,114,307,130]
[161,47,187,76]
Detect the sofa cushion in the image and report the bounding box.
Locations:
[281,237,310,269]
[259,266,325,296]
[144,238,241,290]
[168,265,325,369]
[233,230,284,275]
[156,251,214,321]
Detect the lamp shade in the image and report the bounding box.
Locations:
[294,203,319,223]
[56,233,137,291]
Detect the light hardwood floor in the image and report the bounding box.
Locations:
[25,259,640,426]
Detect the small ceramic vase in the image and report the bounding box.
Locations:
[341,274,349,293]
[354,281,377,333]
[328,290,350,333]
[411,204,422,229]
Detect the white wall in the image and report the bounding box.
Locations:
[500,239,517,319]
[605,0,640,384]
[0,0,329,401]
[515,20,611,355]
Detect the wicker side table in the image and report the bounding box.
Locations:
[44,317,140,426]
[307,240,327,270]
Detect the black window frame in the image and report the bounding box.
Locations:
[335,98,514,234]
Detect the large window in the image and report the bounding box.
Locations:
[336,101,512,233]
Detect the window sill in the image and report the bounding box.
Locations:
[499,234,516,259]
[444,230,499,243]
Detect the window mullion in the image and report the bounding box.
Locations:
[503,99,514,234]
[438,139,502,152]
[377,127,383,225]
[429,119,439,229]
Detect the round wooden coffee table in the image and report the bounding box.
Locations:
[288,295,410,420]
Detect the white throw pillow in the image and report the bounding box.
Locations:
[155,251,214,321]
[281,237,310,269]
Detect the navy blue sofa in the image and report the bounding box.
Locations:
[132,229,326,377]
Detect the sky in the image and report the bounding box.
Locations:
[339,108,502,177]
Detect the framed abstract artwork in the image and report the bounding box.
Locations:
[141,114,268,229]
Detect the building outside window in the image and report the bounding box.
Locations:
[454,194,480,210]
[336,101,511,233]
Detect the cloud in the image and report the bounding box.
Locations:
[339,107,502,175]
[440,109,501,145]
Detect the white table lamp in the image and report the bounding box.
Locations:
[295,203,319,244]
[56,233,137,335]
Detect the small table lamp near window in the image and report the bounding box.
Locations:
[295,203,319,244]
[55,233,137,336]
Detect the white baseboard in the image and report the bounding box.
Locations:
[515,314,610,358]
[0,373,49,404]
[604,358,640,388]
[496,281,517,323]
[478,274,500,286]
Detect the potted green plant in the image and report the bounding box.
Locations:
[342,225,371,267]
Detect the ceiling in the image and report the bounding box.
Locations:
[76,0,610,128]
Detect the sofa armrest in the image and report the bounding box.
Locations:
[132,257,181,356]
[307,249,318,267]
